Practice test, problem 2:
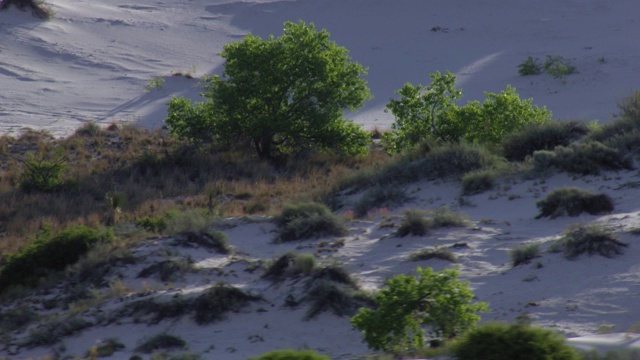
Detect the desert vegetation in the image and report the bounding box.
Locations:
[0,17,640,359]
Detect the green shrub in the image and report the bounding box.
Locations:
[417,142,502,180]
[453,322,580,360]
[518,56,544,76]
[501,120,589,162]
[275,202,347,242]
[0,225,112,291]
[535,188,614,219]
[74,121,103,137]
[17,149,67,192]
[544,55,577,79]
[293,253,317,276]
[587,91,640,155]
[135,333,187,354]
[136,216,168,233]
[408,247,457,263]
[351,267,488,353]
[557,224,628,260]
[248,349,330,360]
[510,243,541,267]
[532,141,632,175]
[192,283,262,325]
[396,209,430,237]
[461,169,496,195]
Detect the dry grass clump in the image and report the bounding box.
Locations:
[552,224,628,260]
[408,247,458,263]
[535,187,614,219]
[396,207,471,237]
[510,243,541,267]
[262,252,318,281]
[274,202,347,242]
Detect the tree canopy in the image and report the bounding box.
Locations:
[166,20,372,159]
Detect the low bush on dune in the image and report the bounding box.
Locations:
[0,225,113,292]
[262,252,318,281]
[408,247,458,263]
[532,141,633,175]
[461,169,497,195]
[354,184,407,217]
[249,349,330,360]
[134,333,187,354]
[587,91,640,155]
[396,209,431,237]
[552,224,628,260]
[274,202,347,242]
[453,322,580,360]
[535,187,614,219]
[510,243,541,267]
[193,282,263,325]
[501,120,589,162]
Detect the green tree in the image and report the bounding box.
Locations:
[166,20,372,159]
[383,71,463,152]
[455,85,552,144]
[351,267,488,353]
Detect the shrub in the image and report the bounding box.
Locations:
[0,225,112,291]
[501,120,589,162]
[74,121,103,137]
[135,216,168,233]
[351,267,488,353]
[535,187,614,219]
[587,91,640,155]
[166,20,371,159]
[192,283,262,325]
[293,253,317,276]
[0,0,53,19]
[274,202,347,242]
[262,252,318,280]
[137,257,194,282]
[461,169,496,195]
[135,333,187,354]
[518,56,544,76]
[248,349,330,360]
[557,224,628,260]
[408,247,457,263]
[453,322,580,360]
[171,230,230,254]
[16,148,67,192]
[544,55,577,79]
[510,243,541,267]
[396,209,430,237]
[416,142,501,180]
[532,141,632,175]
[87,338,125,357]
[302,280,364,320]
[383,71,463,151]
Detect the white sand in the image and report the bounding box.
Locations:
[1,0,640,359]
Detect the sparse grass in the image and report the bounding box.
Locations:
[555,224,628,260]
[510,243,541,267]
[430,206,471,228]
[145,75,166,92]
[408,247,458,262]
[137,257,194,282]
[135,333,187,354]
[171,230,230,254]
[26,316,93,347]
[274,202,347,242]
[354,185,407,217]
[535,188,614,219]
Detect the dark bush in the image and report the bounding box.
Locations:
[0,225,112,291]
[193,283,262,325]
[275,202,347,242]
[535,187,614,219]
[502,120,589,162]
[558,224,628,260]
[453,322,580,360]
[135,333,186,354]
[532,141,632,175]
[248,349,330,360]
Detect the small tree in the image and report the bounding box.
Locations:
[166,20,372,159]
[351,267,488,353]
[383,71,463,152]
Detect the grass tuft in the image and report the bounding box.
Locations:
[274,202,347,242]
[555,224,628,260]
[510,243,541,267]
[535,188,614,219]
